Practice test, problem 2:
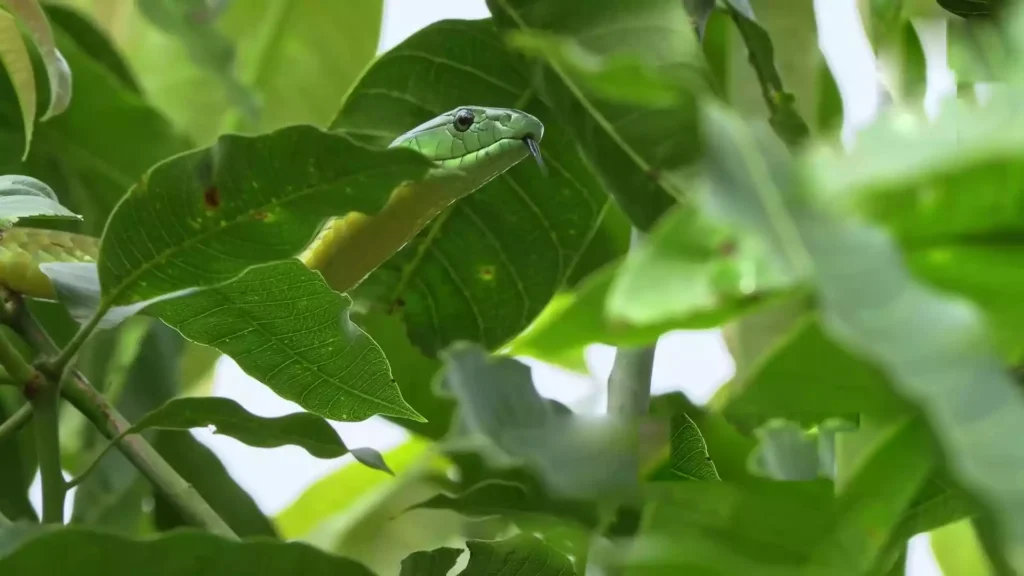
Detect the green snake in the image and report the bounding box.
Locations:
[0,106,545,299]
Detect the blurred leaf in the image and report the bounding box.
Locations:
[938,0,1007,19]
[275,437,433,539]
[411,479,598,530]
[703,102,1024,572]
[460,533,576,576]
[120,396,390,472]
[0,173,80,227]
[0,8,35,159]
[0,17,191,234]
[439,342,639,501]
[0,524,375,574]
[488,0,707,230]
[721,316,905,426]
[331,17,625,359]
[815,59,843,135]
[932,519,997,576]
[150,261,423,423]
[668,413,720,481]
[178,341,220,396]
[400,546,463,576]
[41,4,138,93]
[722,1,810,145]
[607,200,797,327]
[95,125,429,307]
[135,0,257,126]
[152,430,277,539]
[1,0,71,120]
[891,474,976,543]
[683,0,717,40]
[748,419,821,481]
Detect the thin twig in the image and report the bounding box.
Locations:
[0,403,32,444]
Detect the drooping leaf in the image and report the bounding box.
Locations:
[439,343,640,501]
[120,396,391,472]
[0,174,79,227]
[937,0,1008,19]
[668,413,720,481]
[41,4,139,93]
[0,0,71,120]
[331,17,625,359]
[702,102,1024,572]
[0,524,376,574]
[488,0,708,230]
[411,479,598,530]
[400,547,463,576]
[0,8,35,159]
[460,533,576,576]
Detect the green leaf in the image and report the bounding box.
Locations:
[41,4,139,93]
[721,316,905,426]
[0,8,35,159]
[96,125,430,308]
[1,0,71,120]
[0,174,80,227]
[668,413,720,481]
[0,524,375,574]
[488,0,707,230]
[411,479,598,530]
[932,519,998,576]
[151,430,278,538]
[438,343,639,501]
[722,2,811,145]
[150,260,423,423]
[119,396,391,472]
[748,418,856,482]
[331,17,625,357]
[937,0,1007,19]
[702,102,1024,572]
[460,533,576,576]
[400,547,463,576]
[135,0,258,127]
[117,0,382,145]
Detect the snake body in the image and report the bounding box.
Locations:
[0,107,544,300]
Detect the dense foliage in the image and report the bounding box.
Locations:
[0,0,1019,574]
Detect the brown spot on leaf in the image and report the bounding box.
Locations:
[252,210,268,221]
[478,266,495,281]
[718,239,737,257]
[203,187,221,210]
[388,298,406,315]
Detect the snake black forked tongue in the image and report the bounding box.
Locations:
[523,136,547,176]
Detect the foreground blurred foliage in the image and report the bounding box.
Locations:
[0,0,1022,574]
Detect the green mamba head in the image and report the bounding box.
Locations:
[390,106,546,187]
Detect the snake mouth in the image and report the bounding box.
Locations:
[522,135,547,175]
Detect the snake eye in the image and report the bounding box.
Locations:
[453,108,475,132]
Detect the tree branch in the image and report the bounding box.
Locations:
[607,228,655,420]
[4,295,237,539]
[0,402,32,444]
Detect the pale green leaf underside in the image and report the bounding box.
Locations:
[0,9,36,159]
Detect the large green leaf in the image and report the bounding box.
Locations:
[94,125,429,308]
[0,524,374,574]
[400,546,463,576]
[0,174,80,227]
[118,396,389,472]
[702,103,1024,572]
[460,534,576,576]
[41,4,139,93]
[150,261,422,423]
[488,0,707,230]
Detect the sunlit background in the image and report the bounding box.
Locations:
[30,1,957,574]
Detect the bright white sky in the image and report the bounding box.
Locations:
[37,1,955,574]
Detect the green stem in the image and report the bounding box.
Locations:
[61,374,236,538]
[607,228,655,420]
[43,301,110,381]
[5,295,236,539]
[0,327,39,389]
[32,383,65,523]
[0,402,32,444]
